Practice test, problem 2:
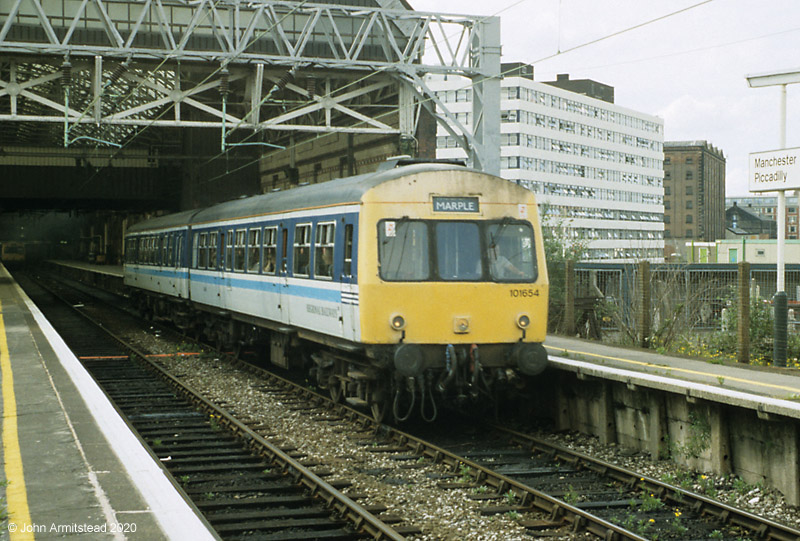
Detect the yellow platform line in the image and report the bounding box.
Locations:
[1,300,35,540]
[546,344,800,395]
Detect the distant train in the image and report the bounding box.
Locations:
[1,241,25,265]
[123,159,549,422]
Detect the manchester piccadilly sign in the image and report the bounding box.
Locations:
[749,147,800,192]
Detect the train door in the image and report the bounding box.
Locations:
[220,229,234,309]
[339,219,358,341]
[278,226,290,324]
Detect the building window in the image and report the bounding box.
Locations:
[686,200,693,209]
[664,215,670,224]
[686,171,693,180]
[686,185,693,195]
[664,186,671,195]
[685,214,693,224]
[664,200,670,210]
[686,157,693,164]
[664,157,671,164]
[686,229,693,237]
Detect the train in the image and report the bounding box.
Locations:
[1,241,26,265]
[123,158,549,422]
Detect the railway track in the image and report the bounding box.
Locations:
[19,272,408,541]
[24,270,800,540]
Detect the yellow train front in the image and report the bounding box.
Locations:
[323,163,549,422]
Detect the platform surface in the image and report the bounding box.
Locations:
[545,334,800,419]
[0,265,217,540]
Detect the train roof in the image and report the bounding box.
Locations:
[127,162,486,234]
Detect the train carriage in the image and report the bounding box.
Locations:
[124,159,549,422]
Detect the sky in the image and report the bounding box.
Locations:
[410,0,800,196]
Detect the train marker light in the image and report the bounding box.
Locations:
[517,314,530,329]
[391,315,406,330]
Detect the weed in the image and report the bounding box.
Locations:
[710,530,724,540]
[717,376,725,385]
[504,511,521,520]
[563,484,579,504]
[504,490,518,505]
[639,491,665,512]
[152,438,162,447]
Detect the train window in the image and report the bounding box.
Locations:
[263,227,277,274]
[198,232,208,268]
[176,236,183,267]
[435,222,481,281]
[192,233,199,267]
[167,235,174,266]
[209,232,218,269]
[343,224,353,277]
[281,229,288,272]
[485,222,536,282]
[293,224,311,276]
[378,220,429,281]
[314,222,335,279]
[234,229,246,272]
[162,236,170,266]
[226,230,234,271]
[247,229,260,273]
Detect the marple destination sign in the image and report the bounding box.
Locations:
[749,147,800,192]
[432,196,480,213]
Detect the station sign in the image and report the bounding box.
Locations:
[749,147,800,192]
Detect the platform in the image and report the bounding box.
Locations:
[0,264,217,540]
[545,334,800,420]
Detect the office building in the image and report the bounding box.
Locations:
[430,66,665,262]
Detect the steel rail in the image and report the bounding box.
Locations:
[34,274,406,541]
[495,425,800,541]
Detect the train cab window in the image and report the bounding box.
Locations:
[247,229,261,272]
[379,220,429,281]
[485,222,536,281]
[263,227,277,274]
[343,224,354,277]
[314,222,335,279]
[293,224,311,276]
[436,222,482,281]
[208,232,218,269]
[234,229,246,272]
[225,230,234,271]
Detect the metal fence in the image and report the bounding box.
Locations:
[572,263,800,333]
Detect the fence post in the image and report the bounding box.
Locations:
[637,261,651,348]
[564,259,575,335]
[738,261,750,364]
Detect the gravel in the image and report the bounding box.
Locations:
[129,327,800,539]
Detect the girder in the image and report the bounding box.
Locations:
[0,0,500,173]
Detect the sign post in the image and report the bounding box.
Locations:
[747,67,800,366]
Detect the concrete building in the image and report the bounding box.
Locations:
[663,141,726,259]
[430,65,665,262]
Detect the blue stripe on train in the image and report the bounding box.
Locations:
[128,267,352,304]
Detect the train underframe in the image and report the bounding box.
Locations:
[132,291,547,423]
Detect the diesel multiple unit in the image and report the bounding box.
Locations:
[123,161,549,422]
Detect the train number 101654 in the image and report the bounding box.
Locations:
[509,288,540,298]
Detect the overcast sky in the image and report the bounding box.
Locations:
[410,0,800,196]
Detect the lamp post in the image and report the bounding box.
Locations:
[746,68,800,367]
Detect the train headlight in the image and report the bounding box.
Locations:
[517,314,531,329]
[390,314,406,331]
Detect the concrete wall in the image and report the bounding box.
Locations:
[541,370,800,505]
